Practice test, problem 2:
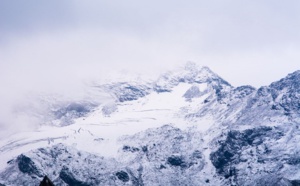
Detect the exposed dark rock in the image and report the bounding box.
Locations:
[215,86,227,102]
[286,157,300,165]
[167,155,185,167]
[39,176,54,186]
[17,154,42,177]
[59,167,89,186]
[290,179,300,186]
[159,164,166,169]
[6,160,13,165]
[105,83,152,102]
[210,127,284,178]
[154,87,172,93]
[119,86,149,102]
[232,85,256,99]
[123,145,140,152]
[54,102,92,119]
[116,171,129,182]
[127,168,144,186]
[142,146,148,152]
[268,71,300,113]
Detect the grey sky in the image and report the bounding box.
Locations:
[1,0,300,135]
[1,0,300,92]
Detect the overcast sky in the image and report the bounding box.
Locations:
[0,0,300,134]
[1,0,300,96]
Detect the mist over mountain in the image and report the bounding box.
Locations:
[1,62,300,185]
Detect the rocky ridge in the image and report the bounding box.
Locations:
[1,63,300,185]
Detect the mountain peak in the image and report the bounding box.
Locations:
[183,62,212,74]
[181,62,225,82]
[285,70,300,80]
[270,70,300,90]
[154,62,231,92]
[183,61,201,71]
[182,62,230,86]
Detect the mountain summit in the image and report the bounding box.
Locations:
[268,70,300,115]
[183,62,230,85]
[154,62,231,93]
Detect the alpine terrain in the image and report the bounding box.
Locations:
[1,62,300,186]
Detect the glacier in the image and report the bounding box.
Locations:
[1,62,300,185]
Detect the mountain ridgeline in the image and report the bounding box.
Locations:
[1,62,300,185]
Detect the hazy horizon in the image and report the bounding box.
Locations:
[1,1,300,134]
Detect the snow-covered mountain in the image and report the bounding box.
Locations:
[1,62,300,185]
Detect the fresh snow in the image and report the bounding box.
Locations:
[1,63,300,185]
[0,81,214,171]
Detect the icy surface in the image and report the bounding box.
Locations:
[1,63,300,185]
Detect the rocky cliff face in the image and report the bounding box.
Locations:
[1,63,300,185]
[0,126,215,186]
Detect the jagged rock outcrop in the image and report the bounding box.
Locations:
[1,63,300,185]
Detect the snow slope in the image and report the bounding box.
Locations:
[1,62,300,185]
